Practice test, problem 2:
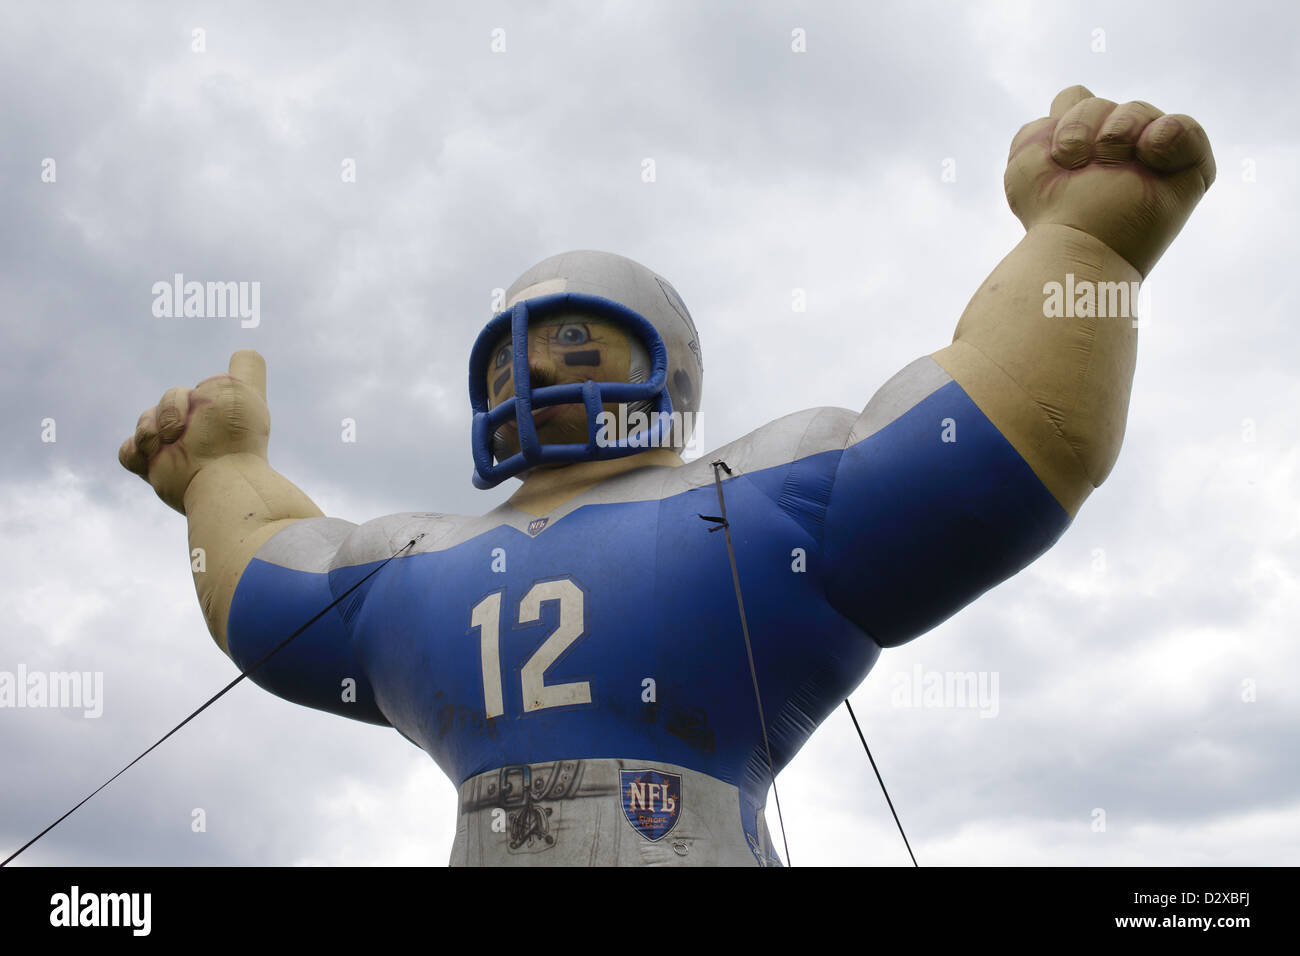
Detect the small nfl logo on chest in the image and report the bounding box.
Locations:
[620,769,682,841]
[527,517,549,537]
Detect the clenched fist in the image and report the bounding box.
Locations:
[1004,85,1216,277]
[119,350,271,514]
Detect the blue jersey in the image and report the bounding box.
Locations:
[227,357,1070,864]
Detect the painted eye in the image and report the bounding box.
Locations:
[494,344,511,370]
[554,323,590,346]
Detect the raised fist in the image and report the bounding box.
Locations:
[118,350,271,514]
[1004,85,1216,277]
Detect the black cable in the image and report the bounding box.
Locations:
[844,698,918,866]
[705,459,793,867]
[1,536,420,867]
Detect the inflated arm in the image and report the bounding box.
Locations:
[819,86,1213,645]
[120,351,389,723]
[931,224,1139,518]
[184,453,323,653]
[932,85,1213,518]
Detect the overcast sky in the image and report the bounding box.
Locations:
[2,0,1296,866]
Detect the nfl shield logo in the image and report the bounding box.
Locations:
[620,769,682,842]
[527,517,549,536]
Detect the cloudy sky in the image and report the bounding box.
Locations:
[2,0,1296,866]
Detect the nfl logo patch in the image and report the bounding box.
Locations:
[620,769,682,842]
[527,517,549,537]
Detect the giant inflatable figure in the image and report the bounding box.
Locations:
[119,87,1214,865]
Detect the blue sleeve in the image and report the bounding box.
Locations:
[820,357,1072,647]
[226,519,390,726]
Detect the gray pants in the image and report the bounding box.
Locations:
[449,758,782,866]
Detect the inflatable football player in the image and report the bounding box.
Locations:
[119,87,1214,865]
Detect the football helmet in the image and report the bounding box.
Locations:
[469,250,703,489]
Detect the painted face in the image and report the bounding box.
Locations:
[485,314,634,459]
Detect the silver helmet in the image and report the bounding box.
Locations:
[469,250,703,488]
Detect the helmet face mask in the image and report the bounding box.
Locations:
[468,251,704,489]
[481,313,650,458]
[469,292,673,488]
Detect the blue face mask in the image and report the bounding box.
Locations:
[468,292,673,489]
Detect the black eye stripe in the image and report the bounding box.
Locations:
[492,369,511,394]
[563,350,601,366]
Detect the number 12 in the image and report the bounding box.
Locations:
[469,577,591,718]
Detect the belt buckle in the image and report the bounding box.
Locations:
[499,765,531,808]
